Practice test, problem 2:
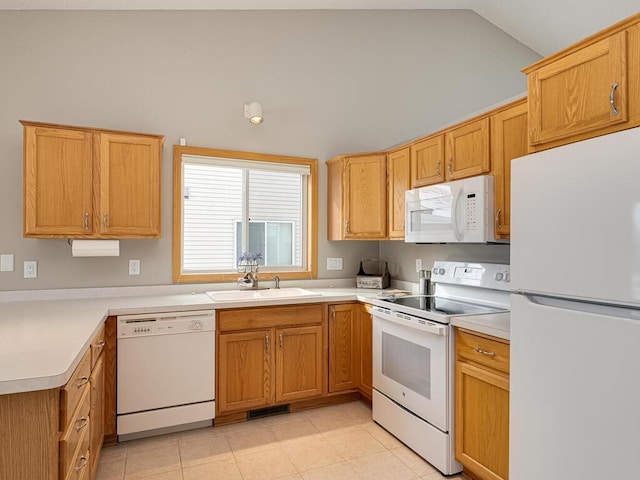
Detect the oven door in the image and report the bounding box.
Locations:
[372,307,449,432]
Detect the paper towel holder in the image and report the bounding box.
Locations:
[68,239,120,257]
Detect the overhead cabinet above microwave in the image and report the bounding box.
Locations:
[21,121,163,239]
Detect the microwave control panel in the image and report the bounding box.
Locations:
[465,193,478,231]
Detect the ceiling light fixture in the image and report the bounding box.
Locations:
[244,101,264,125]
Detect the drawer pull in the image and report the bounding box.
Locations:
[75,416,89,432]
[76,376,89,388]
[74,455,88,472]
[475,346,496,357]
[94,341,105,348]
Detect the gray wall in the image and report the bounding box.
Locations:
[0,10,540,291]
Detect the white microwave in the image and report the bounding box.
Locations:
[405,175,505,243]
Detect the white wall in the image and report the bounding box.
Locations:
[0,10,539,291]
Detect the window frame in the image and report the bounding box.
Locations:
[172,145,318,284]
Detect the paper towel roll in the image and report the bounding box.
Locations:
[71,240,120,257]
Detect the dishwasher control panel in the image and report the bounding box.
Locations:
[117,310,215,337]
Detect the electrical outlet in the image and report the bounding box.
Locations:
[416,258,423,272]
[1,254,14,272]
[327,257,343,270]
[24,261,37,278]
[129,259,140,275]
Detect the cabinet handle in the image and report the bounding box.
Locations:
[265,335,270,353]
[76,376,89,388]
[495,208,502,229]
[448,157,453,175]
[94,340,105,351]
[75,416,89,432]
[436,160,441,177]
[74,456,88,473]
[610,82,619,116]
[345,220,350,234]
[83,213,89,230]
[279,333,284,349]
[103,213,108,228]
[331,308,335,321]
[475,346,496,357]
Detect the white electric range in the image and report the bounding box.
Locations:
[370,261,511,475]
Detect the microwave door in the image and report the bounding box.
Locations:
[405,184,457,242]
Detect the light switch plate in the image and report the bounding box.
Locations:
[1,254,14,272]
[327,257,343,270]
[24,261,37,278]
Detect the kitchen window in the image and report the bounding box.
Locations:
[173,146,318,283]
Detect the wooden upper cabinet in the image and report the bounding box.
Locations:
[326,154,387,240]
[524,14,640,151]
[444,117,490,180]
[21,120,163,239]
[410,134,445,188]
[490,100,528,239]
[528,32,627,146]
[97,133,161,237]
[387,147,410,239]
[23,125,93,236]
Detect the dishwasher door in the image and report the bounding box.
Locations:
[117,310,215,435]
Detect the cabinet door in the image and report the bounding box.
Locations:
[344,155,387,239]
[97,132,161,237]
[455,361,510,480]
[275,325,323,403]
[358,304,373,399]
[445,118,490,180]
[491,101,528,238]
[528,31,627,146]
[218,330,272,413]
[328,304,357,392]
[410,135,445,188]
[387,148,410,239]
[89,354,104,478]
[23,125,93,236]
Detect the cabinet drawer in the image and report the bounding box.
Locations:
[90,325,106,368]
[64,444,90,480]
[60,386,91,479]
[456,329,510,374]
[61,348,91,426]
[218,304,324,332]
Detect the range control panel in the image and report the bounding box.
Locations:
[432,261,510,291]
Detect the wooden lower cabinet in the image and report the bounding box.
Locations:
[327,302,373,399]
[275,325,323,402]
[0,325,107,480]
[455,329,510,480]
[328,304,358,392]
[358,304,373,399]
[216,304,325,415]
[218,329,273,413]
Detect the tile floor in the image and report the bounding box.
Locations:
[96,400,465,480]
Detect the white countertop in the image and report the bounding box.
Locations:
[450,312,511,341]
[0,287,381,395]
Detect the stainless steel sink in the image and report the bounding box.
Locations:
[206,287,321,302]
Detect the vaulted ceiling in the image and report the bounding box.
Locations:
[0,0,637,56]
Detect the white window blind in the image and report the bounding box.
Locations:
[182,156,306,273]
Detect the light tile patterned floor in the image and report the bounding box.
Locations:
[96,400,465,480]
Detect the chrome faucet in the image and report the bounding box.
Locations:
[272,275,280,289]
[237,271,258,289]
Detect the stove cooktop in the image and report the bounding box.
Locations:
[374,295,507,322]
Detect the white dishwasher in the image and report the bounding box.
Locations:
[117,310,215,440]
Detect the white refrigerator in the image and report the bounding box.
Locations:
[510,126,640,478]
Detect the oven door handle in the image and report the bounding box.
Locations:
[371,307,448,337]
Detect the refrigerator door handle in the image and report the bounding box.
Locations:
[524,293,640,322]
